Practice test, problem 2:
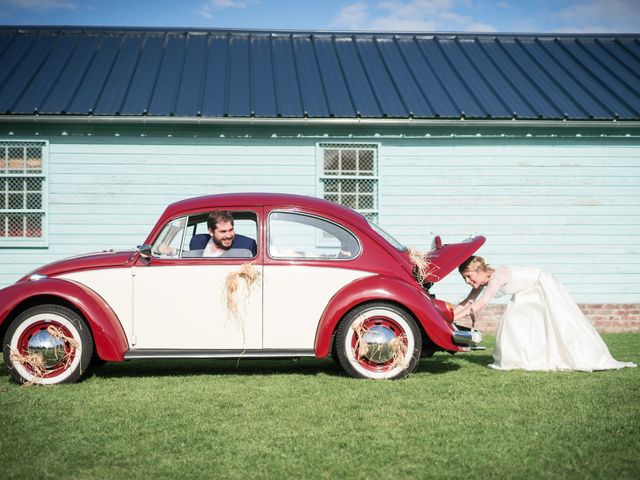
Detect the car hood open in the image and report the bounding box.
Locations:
[421,235,486,284]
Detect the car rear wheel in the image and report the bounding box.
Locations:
[3,304,93,385]
[335,303,421,380]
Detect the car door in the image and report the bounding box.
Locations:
[131,210,262,350]
[262,210,372,350]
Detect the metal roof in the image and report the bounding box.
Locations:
[0,26,639,122]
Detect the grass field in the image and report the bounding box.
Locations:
[1,334,638,479]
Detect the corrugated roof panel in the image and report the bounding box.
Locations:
[67,35,121,114]
[291,36,330,117]
[595,38,640,87]
[272,35,304,117]
[148,35,185,116]
[501,38,580,118]
[447,38,513,118]
[249,35,276,116]
[576,40,640,117]
[417,38,486,117]
[200,35,228,117]
[94,35,143,115]
[558,41,640,117]
[547,39,636,118]
[466,38,538,118]
[395,38,458,117]
[12,35,77,114]
[174,34,208,116]
[120,35,164,115]
[0,34,54,113]
[0,33,34,95]
[0,28,637,121]
[40,35,101,114]
[533,38,611,119]
[356,37,407,117]
[334,36,382,117]
[311,36,355,117]
[376,37,434,117]
[227,35,251,116]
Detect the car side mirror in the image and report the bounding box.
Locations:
[137,244,153,264]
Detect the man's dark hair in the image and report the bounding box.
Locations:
[207,210,234,231]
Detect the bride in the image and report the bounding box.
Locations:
[453,256,636,371]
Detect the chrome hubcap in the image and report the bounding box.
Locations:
[360,325,397,364]
[27,330,66,369]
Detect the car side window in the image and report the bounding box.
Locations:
[151,217,187,257]
[268,211,360,260]
[153,211,258,259]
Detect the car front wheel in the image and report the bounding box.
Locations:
[335,303,421,380]
[3,304,93,385]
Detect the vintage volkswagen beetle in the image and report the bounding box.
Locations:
[0,193,484,384]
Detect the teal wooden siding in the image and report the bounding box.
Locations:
[379,139,640,304]
[0,131,638,306]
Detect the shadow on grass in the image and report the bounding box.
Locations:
[89,352,484,380]
[90,357,345,379]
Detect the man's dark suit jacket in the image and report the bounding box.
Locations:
[189,233,257,257]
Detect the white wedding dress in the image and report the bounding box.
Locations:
[476,266,636,372]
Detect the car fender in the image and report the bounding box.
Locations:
[0,278,128,361]
[314,274,460,357]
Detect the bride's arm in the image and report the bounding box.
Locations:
[454,288,481,319]
[454,267,509,320]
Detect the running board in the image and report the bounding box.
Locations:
[124,349,316,360]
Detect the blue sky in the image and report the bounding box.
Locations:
[0,0,638,33]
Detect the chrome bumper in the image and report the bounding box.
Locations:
[452,327,485,350]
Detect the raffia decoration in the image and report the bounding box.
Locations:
[8,325,78,386]
[408,247,440,286]
[47,325,79,370]
[223,263,262,354]
[224,262,261,318]
[9,349,46,386]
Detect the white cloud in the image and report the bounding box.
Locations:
[0,0,76,12]
[554,0,640,32]
[330,0,498,32]
[198,0,259,20]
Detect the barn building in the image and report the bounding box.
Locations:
[0,26,639,331]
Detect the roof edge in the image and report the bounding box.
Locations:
[2,25,638,38]
[1,115,639,129]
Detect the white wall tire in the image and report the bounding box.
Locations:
[3,305,93,385]
[335,303,421,380]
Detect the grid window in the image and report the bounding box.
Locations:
[319,144,378,222]
[0,141,47,244]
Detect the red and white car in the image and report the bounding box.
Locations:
[0,193,484,384]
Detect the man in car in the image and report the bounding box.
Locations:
[189,210,257,257]
[158,210,257,258]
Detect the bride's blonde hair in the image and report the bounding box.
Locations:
[459,255,491,274]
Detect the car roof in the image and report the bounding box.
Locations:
[162,193,369,227]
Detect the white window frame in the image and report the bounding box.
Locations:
[0,140,49,247]
[316,143,380,223]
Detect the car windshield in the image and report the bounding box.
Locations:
[367,220,406,251]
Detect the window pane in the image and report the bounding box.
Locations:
[8,193,23,209]
[324,149,340,175]
[269,211,359,259]
[341,150,357,174]
[26,147,43,172]
[26,177,43,191]
[357,194,375,210]
[8,147,24,172]
[25,214,42,237]
[7,214,23,237]
[358,149,375,174]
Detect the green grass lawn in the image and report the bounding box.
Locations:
[1,334,638,480]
